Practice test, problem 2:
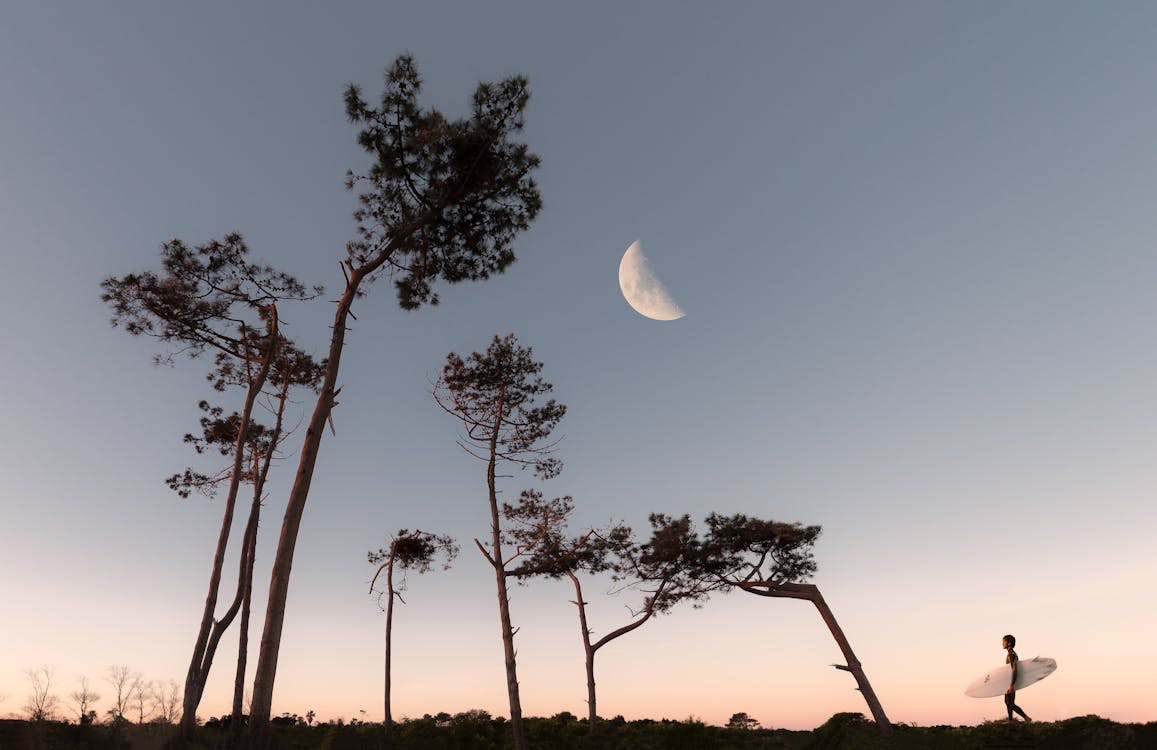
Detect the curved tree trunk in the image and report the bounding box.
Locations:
[740,582,892,735]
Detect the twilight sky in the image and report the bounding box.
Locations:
[2,1,1155,730]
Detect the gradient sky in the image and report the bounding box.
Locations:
[2,1,1156,731]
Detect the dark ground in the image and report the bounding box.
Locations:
[2,712,1154,750]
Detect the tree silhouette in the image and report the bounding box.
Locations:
[246,55,541,743]
[726,712,760,730]
[512,511,723,732]
[152,680,182,725]
[368,529,458,746]
[435,333,564,750]
[172,348,324,746]
[104,665,137,725]
[703,514,893,735]
[23,666,59,722]
[68,676,100,725]
[101,235,321,741]
[130,676,151,725]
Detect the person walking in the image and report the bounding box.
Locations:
[1002,634,1032,722]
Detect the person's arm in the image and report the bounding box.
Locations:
[1007,652,1018,693]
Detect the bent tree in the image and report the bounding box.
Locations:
[574,514,721,731]
[101,235,321,739]
[435,333,565,750]
[247,54,542,743]
[368,529,458,745]
[514,511,720,732]
[703,514,893,735]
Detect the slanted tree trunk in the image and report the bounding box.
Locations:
[247,259,384,745]
[247,222,479,747]
[246,217,435,745]
[740,582,892,735]
[178,312,278,740]
[248,272,356,740]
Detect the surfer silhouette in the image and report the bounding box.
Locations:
[1003,634,1032,722]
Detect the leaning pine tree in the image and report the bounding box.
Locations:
[702,514,892,734]
[101,236,322,743]
[246,55,542,746]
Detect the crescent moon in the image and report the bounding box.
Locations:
[618,241,686,321]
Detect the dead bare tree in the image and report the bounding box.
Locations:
[105,665,136,724]
[153,680,182,725]
[130,676,152,725]
[23,666,59,722]
[69,675,101,725]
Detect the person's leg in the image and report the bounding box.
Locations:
[1006,692,1030,721]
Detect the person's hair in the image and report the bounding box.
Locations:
[1003,634,1016,647]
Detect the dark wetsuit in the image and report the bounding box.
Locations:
[1005,648,1030,721]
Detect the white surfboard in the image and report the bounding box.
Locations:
[964,656,1057,698]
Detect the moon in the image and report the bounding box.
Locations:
[618,240,686,321]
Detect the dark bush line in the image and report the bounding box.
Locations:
[3,713,1155,750]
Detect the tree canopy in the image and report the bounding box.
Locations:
[343,55,542,309]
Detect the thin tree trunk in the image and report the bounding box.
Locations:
[741,582,892,735]
[566,573,597,733]
[484,387,527,750]
[229,365,288,747]
[178,312,278,739]
[567,574,661,735]
[196,491,259,731]
[383,546,396,746]
[493,565,524,749]
[228,489,258,745]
